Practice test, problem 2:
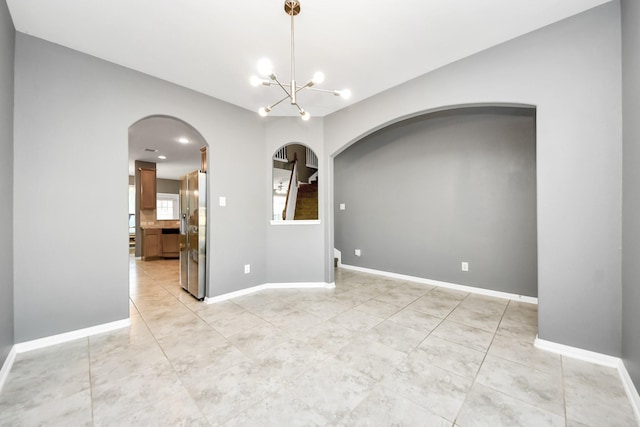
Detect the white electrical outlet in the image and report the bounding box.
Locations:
[244,264,250,274]
[461,262,469,272]
[355,249,361,256]
[339,203,346,211]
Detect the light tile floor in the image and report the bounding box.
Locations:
[0,257,637,426]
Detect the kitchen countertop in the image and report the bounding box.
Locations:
[140,223,179,230]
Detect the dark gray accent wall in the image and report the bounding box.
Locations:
[13,34,266,341]
[0,0,14,365]
[326,3,622,355]
[335,107,537,296]
[621,0,640,389]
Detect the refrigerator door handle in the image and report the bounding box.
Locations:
[180,213,187,234]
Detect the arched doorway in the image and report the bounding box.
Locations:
[332,106,538,298]
[128,115,210,303]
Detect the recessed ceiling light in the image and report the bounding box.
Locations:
[158,155,167,160]
[178,137,189,144]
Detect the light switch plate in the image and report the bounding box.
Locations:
[219,196,226,207]
[244,264,250,274]
[339,203,346,210]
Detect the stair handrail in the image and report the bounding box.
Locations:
[282,154,299,220]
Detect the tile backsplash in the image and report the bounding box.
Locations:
[139,209,179,228]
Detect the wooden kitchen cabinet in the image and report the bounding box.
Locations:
[162,233,179,258]
[142,228,162,260]
[139,167,157,210]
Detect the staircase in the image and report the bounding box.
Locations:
[294,181,318,220]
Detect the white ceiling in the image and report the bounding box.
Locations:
[129,116,205,180]
[7,0,611,120]
[7,0,612,179]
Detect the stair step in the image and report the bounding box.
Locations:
[294,182,318,220]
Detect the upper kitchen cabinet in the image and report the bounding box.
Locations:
[139,167,157,210]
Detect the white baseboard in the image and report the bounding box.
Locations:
[269,220,321,226]
[205,282,336,304]
[14,318,131,353]
[339,263,537,304]
[535,336,640,425]
[619,360,640,425]
[0,345,17,393]
[0,318,130,394]
[534,336,620,367]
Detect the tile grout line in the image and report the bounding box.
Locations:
[451,295,506,425]
[561,356,569,427]
[351,285,469,425]
[129,260,214,426]
[86,336,96,427]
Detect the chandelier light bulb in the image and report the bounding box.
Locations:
[312,71,325,85]
[258,107,270,117]
[250,76,262,87]
[337,89,352,100]
[300,110,311,121]
[257,58,274,77]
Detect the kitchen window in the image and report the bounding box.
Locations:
[157,193,180,220]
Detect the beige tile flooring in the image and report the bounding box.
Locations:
[0,257,637,426]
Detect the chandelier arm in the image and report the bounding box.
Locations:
[293,103,305,113]
[306,87,338,94]
[268,94,293,110]
[294,82,314,93]
[271,75,293,98]
[260,80,299,89]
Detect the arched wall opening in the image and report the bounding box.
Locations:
[271,142,320,222]
[331,105,537,298]
[321,2,623,357]
[128,115,210,296]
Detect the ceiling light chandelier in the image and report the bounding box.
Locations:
[250,0,351,121]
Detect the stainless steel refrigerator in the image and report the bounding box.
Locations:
[180,170,206,299]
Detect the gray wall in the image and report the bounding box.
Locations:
[621,0,640,388]
[128,175,180,196]
[13,34,266,341]
[335,107,537,297]
[157,178,180,194]
[266,118,327,284]
[0,0,14,364]
[326,3,622,355]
